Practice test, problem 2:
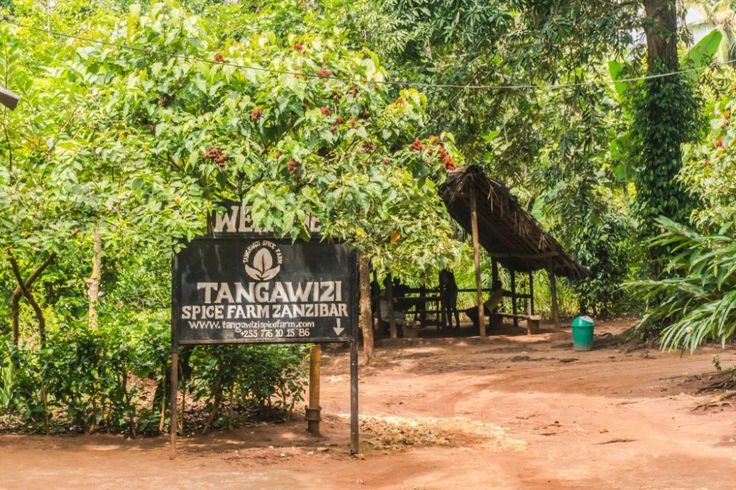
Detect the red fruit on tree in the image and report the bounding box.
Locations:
[214,53,224,62]
[716,139,724,147]
[316,68,333,78]
[293,43,304,51]
[250,108,263,121]
[410,138,423,151]
[287,159,300,174]
[320,106,330,116]
[335,116,345,124]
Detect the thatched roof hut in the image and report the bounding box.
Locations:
[437,165,588,334]
[440,165,588,279]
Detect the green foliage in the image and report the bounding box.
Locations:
[681,29,723,82]
[64,2,461,277]
[631,69,703,268]
[0,326,306,434]
[570,206,634,317]
[681,82,736,231]
[0,0,458,434]
[628,217,736,350]
[189,344,306,428]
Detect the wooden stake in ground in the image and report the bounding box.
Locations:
[548,267,560,328]
[510,270,518,329]
[528,272,535,316]
[169,347,179,459]
[386,275,397,339]
[470,187,486,337]
[307,345,321,436]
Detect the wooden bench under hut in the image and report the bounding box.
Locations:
[439,165,589,336]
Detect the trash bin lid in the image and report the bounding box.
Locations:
[571,315,594,327]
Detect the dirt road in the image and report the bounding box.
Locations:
[2,320,735,489]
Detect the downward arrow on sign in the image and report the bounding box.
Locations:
[333,318,344,335]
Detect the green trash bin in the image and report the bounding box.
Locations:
[571,315,595,351]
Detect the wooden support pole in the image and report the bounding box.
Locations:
[386,275,397,339]
[470,188,486,337]
[548,268,560,328]
[372,270,379,334]
[419,284,427,328]
[510,270,518,328]
[349,338,359,454]
[528,272,535,316]
[169,347,178,459]
[307,345,321,436]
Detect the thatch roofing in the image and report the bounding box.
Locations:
[439,165,589,279]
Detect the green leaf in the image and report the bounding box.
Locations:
[681,30,722,81]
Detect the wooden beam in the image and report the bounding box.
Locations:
[386,275,397,339]
[510,270,518,328]
[548,268,560,328]
[528,272,535,316]
[470,188,486,337]
[490,251,560,260]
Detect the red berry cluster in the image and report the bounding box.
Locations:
[335,116,345,124]
[438,145,456,171]
[395,97,406,106]
[410,136,456,171]
[316,68,333,78]
[716,139,724,148]
[287,159,300,174]
[250,108,263,121]
[293,43,304,52]
[203,147,226,167]
[214,53,224,63]
[320,106,330,116]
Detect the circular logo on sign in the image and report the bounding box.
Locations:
[243,240,283,281]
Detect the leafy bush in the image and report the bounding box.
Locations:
[188,344,307,431]
[628,217,736,351]
[570,208,635,317]
[0,326,307,435]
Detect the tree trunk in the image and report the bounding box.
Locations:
[11,287,21,346]
[643,0,679,71]
[9,255,55,346]
[358,254,374,365]
[87,227,102,330]
[639,0,695,278]
[9,257,47,348]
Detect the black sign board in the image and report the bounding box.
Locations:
[173,237,357,345]
[170,209,360,456]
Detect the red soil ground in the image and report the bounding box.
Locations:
[2,319,735,489]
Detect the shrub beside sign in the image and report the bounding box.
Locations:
[173,237,357,344]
